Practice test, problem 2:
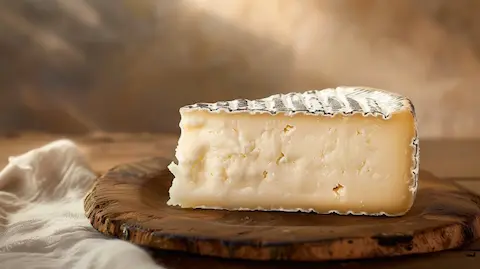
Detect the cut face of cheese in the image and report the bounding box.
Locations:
[167,87,419,216]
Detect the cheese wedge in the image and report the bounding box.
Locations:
[167,86,419,216]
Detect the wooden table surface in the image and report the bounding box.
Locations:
[1,133,479,268]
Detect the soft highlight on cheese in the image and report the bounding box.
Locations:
[167,86,419,216]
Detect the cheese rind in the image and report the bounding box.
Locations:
[167,86,419,216]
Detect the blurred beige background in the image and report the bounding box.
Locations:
[0,0,479,138]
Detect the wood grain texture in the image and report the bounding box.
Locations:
[84,157,480,262]
[148,248,480,269]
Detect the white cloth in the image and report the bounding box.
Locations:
[0,140,163,269]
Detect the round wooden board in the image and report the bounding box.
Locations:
[84,157,480,261]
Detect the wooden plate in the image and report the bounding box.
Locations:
[84,157,480,261]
